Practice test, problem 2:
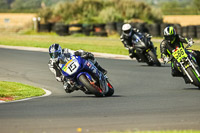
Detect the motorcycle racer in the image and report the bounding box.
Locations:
[48,43,107,93]
[120,23,152,59]
[160,26,199,83]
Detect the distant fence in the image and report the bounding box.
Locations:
[38,22,200,38]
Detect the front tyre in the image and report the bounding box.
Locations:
[105,79,114,97]
[147,51,161,66]
[186,67,200,88]
[78,74,103,97]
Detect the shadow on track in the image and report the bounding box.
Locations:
[65,95,124,98]
[183,87,200,91]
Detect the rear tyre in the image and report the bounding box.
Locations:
[186,67,200,88]
[147,51,161,66]
[78,74,103,97]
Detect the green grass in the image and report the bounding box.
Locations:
[0,81,45,101]
[0,33,200,59]
[0,33,128,55]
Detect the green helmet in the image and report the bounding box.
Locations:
[163,26,176,42]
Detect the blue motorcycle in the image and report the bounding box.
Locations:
[60,55,114,97]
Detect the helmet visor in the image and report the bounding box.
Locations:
[124,29,131,35]
[49,52,60,59]
[164,35,175,41]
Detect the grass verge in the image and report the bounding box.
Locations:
[0,81,45,102]
[0,33,200,59]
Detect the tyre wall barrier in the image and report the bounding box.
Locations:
[146,23,160,37]
[181,26,197,38]
[38,22,200,38]
[173,24,182,35]
[38,23,52,32]
[93,24,107,36]
[105,22,117,35]
[116,22,124,35]
[52,23,69,36]
[187,26,196,38]
[181,26,188,37]
[68,24,82,35]
[82,24,93,36]
[130,22,147,32]
[197,25,200,39]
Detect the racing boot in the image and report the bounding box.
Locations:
[129,53,135,59]
[129,47,135,59]
[63,79,80,93]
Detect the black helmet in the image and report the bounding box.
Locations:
[49,43,62,59]
[163,26,176,42]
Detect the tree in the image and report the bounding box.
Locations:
[11,0,42,9]
[193,0,200,14]
[0,0,10,9]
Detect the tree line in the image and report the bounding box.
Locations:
[0,0,200,24]
[37,0,163,24]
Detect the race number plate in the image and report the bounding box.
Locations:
[172,47,188,62]
[62,59,80,75]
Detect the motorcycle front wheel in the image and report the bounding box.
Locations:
[104,79,114,97]
[186,67,200,88]
[78,74,103,97]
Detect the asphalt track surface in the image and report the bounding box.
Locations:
[0,48,200,133]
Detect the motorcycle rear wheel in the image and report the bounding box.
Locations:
[78,74,103,97]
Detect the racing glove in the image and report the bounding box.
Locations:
[144,33,152,39]
[188,38,194,47]
[163,57,169,64]
[81,52,94,60]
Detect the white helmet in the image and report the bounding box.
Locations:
[122,23,132,37]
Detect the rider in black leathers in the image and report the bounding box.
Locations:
[120,23,152,60]
[48,43,107,93]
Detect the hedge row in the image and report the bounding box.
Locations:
[38,22,200,38]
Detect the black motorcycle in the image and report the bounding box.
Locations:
[132,34,161,66]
